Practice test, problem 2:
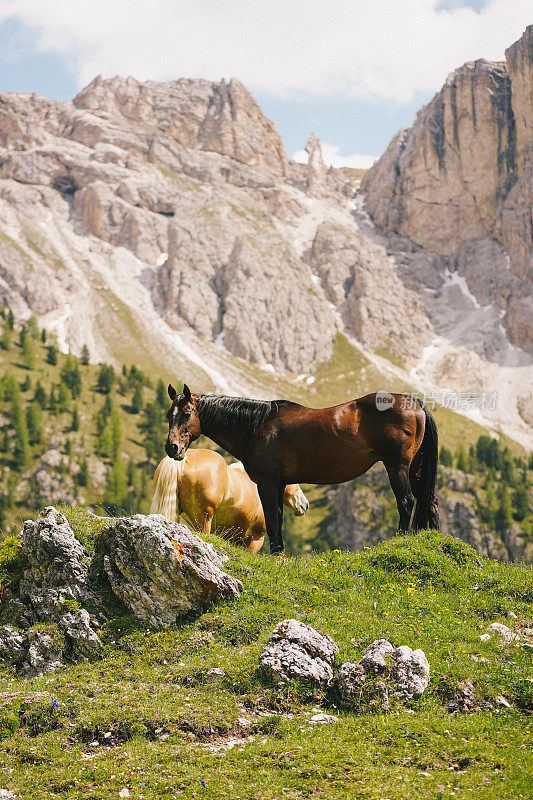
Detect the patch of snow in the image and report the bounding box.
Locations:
[261,364,276,374]
[306,376,315,385]
[296,373,307,382]
[442,269,481,309]
[311,274,320,286]
[156,252,168,266]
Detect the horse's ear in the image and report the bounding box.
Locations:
[168,384,177,400]
[182,384,192,402]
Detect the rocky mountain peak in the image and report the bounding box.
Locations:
[74,73,288,175]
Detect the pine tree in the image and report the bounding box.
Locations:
[41,328,47,343]
[64,439,72,456]
[57,382,71,412]
[20,375,31,392]
[7,309,14,331]
[439,446,453,468]
[512,485,529,522]
[99,427,113,459]
[131,385,143,414]
[111,407,122,459]
[48,386,57,411]
[77,458,90,487]
[81,344,90,366]
[46,340,58,365]
[71,405,80,431]
[456,444,468,472]
[0,323,12,351]
[496,485,513,532]
[140,402,166,465]
[26,403,43,446]
[61,356,82,398]
[21,334,36,369]
[34,381,47,408]
[11,392,30,470]
[104,455,129,512]
[156,378,167,408]
[97,364,115,394]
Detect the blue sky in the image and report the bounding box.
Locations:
[0,2,530,165]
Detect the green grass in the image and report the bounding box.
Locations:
[0,513,531,799]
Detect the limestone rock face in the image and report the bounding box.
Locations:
[362,25,533,350]
[74,76,288,177]
[305,134,327,195]
[96,514,243,627]
[258,619,338,685]
[309,222,434,365]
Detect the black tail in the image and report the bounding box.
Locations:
[412,399,439,530]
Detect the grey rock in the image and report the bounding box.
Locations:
[391,645,430,698]
[97,514,243,627]
[336,661,367,697]
[29,587,78,622]
[337,639,429,706]
[20,506,89,596]
[204,667,225,682]
[60,609,103,662]
[258,619,338,685]
[0,626,27,666]
[21,630,62,676]
[361,638,394,673]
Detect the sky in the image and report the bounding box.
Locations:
[0,1,530,167]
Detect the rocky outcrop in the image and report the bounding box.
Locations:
[336,639,430,709]
[362,25,533,351]
[95,514,243,627]
[19,506,90,601]
[305,134,327,196]
[258,619,338,685]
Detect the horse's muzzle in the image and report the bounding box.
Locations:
[165,440,185,460]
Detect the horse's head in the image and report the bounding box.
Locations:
[284,484,309,516]
[165,383,201,460]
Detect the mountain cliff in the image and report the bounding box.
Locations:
[0,31,532,447]
[362,25,532,354]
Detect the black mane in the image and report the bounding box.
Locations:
[195,394,273,436]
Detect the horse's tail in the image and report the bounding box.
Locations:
[150,455,186,522]
[412,399,439,531]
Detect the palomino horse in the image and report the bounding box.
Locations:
[150,448,309,554]
[164,385,439,555]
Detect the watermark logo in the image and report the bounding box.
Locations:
[375,390,395,411]
[399,391,499,412]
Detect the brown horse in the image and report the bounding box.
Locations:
[150,449,309,553]
[164,385,439,554]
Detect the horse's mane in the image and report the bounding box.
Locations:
[195,394,273,436]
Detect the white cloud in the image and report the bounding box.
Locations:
[292,143,377,170]
[0,1,530,103]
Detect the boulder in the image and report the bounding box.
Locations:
[60,609,103,662]
[20,506,89,597]
[361,638,394,673]
[391,645,430,698]
[258,619,338,685]
[96,514,243,627]
[336,639,430,707]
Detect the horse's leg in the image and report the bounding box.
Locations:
[277,483,286,552]
[203,506,215,536]
[257,481,283,554]
[383,459,415,533]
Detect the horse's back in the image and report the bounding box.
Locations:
[179,448,229,511]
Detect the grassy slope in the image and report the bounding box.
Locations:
[0,512,531,800]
